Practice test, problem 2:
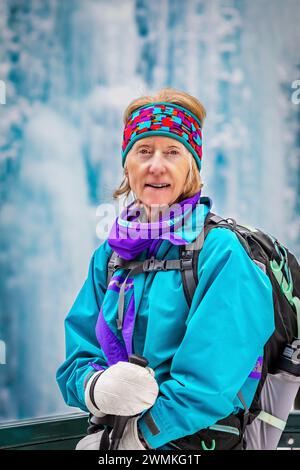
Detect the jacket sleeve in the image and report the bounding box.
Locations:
[138,227,276,448]
[56,239,112,412]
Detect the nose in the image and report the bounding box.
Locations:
[148,149,166,174]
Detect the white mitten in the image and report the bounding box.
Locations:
[75,430,104,450]
[85,361,159,417]
[84,370,106,418]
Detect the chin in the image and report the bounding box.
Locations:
[143,196,172,207]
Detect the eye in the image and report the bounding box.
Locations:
[165,149,180,157]
[138,148,151,155]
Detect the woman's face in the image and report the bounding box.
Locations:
[125,136,190,211]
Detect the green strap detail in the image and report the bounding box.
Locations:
[201,439,216,451]
[257,411,286,431]
[208,424,240,436]
[270,257,285,274]
[291,296,300,338]
[270,259,300,337]
[271,260,293,302]
[271,259,298,330]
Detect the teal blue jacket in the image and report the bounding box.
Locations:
[56,223,275,449]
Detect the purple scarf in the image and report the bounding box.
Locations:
[108,191,202,259]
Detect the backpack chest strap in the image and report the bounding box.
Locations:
[108,255,194,331]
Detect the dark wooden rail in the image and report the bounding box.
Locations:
[0,412,300,450]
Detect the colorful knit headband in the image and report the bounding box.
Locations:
[121,102,203,171]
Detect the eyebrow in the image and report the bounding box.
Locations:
[135,143,181,150]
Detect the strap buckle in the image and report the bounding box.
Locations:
[225,217,237,230]
[143,256,167,272]
[114,256,129,269]
[179,258,193,271]
[108,257,117,270]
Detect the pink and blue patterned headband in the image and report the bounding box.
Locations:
[121,102,203,171]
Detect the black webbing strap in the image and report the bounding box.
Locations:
[179,229,205,308]
[117,262,147,330]
[107,251,119,287]
[180,212,232,306]
[237,391,250,434]
[99,427,112,450]
[87,413,115,450]
[115,255,194,330]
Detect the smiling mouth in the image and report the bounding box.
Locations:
[145,184,171,189]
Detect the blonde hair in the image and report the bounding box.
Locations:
[113,87,206,204]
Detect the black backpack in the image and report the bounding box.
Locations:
[106,211,300,449]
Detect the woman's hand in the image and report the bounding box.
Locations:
[85,361,159,417]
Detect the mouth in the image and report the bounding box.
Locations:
[145,183,171,190]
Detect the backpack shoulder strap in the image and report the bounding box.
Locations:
[107,250,119,287]
[179,212,237,307]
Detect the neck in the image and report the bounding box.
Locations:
[144,203,170,222]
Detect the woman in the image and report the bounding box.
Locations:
[56,88,275,450]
